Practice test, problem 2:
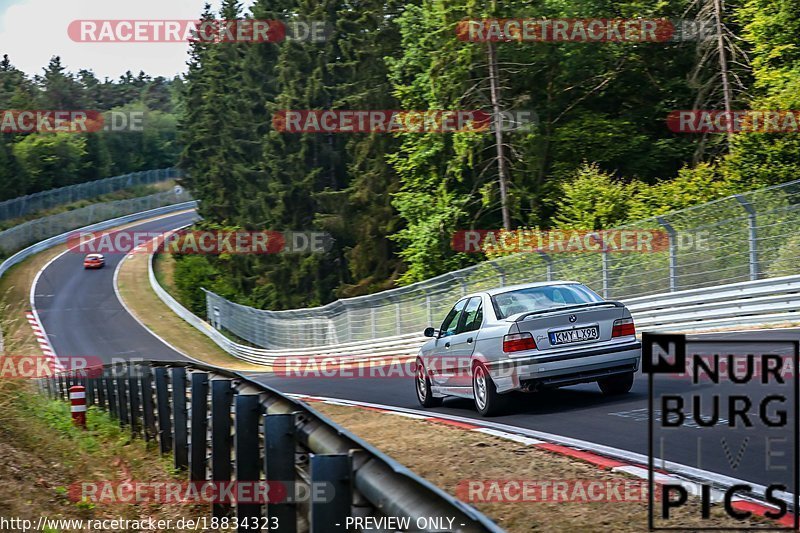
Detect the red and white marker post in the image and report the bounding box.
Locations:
[69,385,87,429]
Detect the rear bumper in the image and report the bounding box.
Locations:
[487,340,641,393]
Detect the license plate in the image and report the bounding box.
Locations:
[549,326,599,345]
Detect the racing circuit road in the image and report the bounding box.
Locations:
[34,211,799,497]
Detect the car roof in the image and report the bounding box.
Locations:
[85,253,104,259]
[461,280,583,300]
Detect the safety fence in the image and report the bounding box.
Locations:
[204,179,800,349]
[39,361,502,533]
[0,168,182,222]
[0,188,193,257]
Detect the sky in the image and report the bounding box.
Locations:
[0,0,255,79]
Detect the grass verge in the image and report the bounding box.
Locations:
[116,249,266,372]
[0,379,217,531]
[312,402,775,532]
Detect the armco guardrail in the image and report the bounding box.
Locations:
[204,178,800,349]
[151,244,800,366]
[39,361,502,533]
[0,201,198,280]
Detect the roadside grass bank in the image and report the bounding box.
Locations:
[117,247,266,372]
[312,402,775,533]
[0,379,221,532]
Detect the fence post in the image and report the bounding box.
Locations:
[310,454,351,533]
[734,194,759,281]
[425,295,433,327]
[601,247,610,298]
[128,363,141,437]
[395,302,401,336]
[235,395,263,529]
[264,413,297,533]
[154,367,173,454]
[657,217,678,292]
[171,367,188,470]
[140,366,157,442]
[211,379,233,518]
[538,252,553,282]
[190,373,209,481]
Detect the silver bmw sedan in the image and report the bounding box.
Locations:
[415,281,642,416]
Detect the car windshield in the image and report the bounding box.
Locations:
[491,284,603,319]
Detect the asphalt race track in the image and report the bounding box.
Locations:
[34,211,198,362]
[34,212,800,495]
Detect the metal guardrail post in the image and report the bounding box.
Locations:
[235,395,263,528]
[128,364,141,437]
[140,367,156,442]
[154,367,173,454]
[171,367,189,470]
[95,372,106,410]
[657,217,678,292]
[212,379,233,518]
[310,454,350,533]
[86,376,95,407]
[601,247,610,298]
[265,413,297,533]
[425,295,433,327]
[734,194,760,281]
[115,365,129,426]
[105,370,117,419]
[190,372,209,481]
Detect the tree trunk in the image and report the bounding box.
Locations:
[487,40,511,230]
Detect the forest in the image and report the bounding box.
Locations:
[0,55,180,200]
[7,0,800,314]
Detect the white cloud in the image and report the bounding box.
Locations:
[1,0,255,79]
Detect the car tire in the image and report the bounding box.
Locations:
[472,363,507,417]
[415,359,443,408]
[598,371,635,395]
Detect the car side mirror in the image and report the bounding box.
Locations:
[424,327,437,338]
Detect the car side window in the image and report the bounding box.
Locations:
[458,297,483,333]
[440,299,467,337]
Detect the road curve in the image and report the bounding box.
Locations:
[34,211,198,363]
[32,211,799,493]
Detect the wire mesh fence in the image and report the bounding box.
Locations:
[0,188,194,257]
[205,179,800,350]
[0,168,182,222]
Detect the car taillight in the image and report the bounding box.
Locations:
[503,332,537,352]
[612,318,636,337]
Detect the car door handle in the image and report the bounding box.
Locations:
[444,342,451,349]
[466,337,474,344]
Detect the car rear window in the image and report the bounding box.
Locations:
[491,284,603,319]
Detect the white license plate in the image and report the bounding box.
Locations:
[549,326,599,345]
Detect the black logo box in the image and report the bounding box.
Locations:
[643,332,800,531]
